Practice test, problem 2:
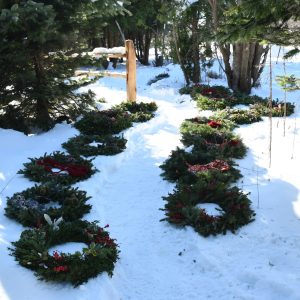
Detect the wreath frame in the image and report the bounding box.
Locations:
[10,220,119,287]
[5,183,92,227]
[18,151,96,185]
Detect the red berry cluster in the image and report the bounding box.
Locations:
[86,225,117,248]
[207,120,222,128]
[53,265,68,272]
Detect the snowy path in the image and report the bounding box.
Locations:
[1,58,300,300]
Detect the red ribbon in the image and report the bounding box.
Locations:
[37,157,90,177]
[187,159,230,173]
[207,120,222,128]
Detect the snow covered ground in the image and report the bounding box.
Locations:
[1,48,300,300]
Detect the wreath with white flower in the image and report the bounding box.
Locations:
[10,220,119,287]
[5,183,91,227]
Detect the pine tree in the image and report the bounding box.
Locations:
[0,0,126,133]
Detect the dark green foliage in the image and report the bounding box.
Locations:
[283,49,300,60]
[183,84,295,120]
[193,86,267,111]
[192,85,236,110]
[160,148,242,185]
[169,1,213,84]
[161,82,257,236]
[114,101,158,122]
[195,94,232,110]
[0,1,126,133]
[219,0,300,46]
[5,184,91,228]
[63,134,127,157]
[10,220,119,287]
[18,151,96,185]
[0,2,100,132]
[162,183,255,237]
[181,132,247,160]
[213,109,262,125]
[180,117,236,134]
[74,109,132,136]
[251,100,295,117]
[147,73,170,85]
[179,86,193,95]
[276,75,300,92]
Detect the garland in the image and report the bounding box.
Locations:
[9,220,119,287]
[18,151,96,185]
[62,134,127,157]
[5,183,91,227]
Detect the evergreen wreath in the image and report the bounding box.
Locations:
[10,220,119,287]
[191,85,235,110]
[62,134,127,157]
[195,93,232,110]
[181,131,247,159]
[180,116,236,135]
[251,100,295,117]
[114,101,158,122]
[74,108,132,135]
[5,183,91,227]
[213,108,262,125]
[162,177,255,237]
[18,151,96,185]
[160,148,242,185]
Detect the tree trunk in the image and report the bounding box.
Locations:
[191,10,200,83]
[172,23,190,85]
[208,0,269,94]
[229,42,269,94]
[33,52,52,129]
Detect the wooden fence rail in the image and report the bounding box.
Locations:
[75,40,136,102]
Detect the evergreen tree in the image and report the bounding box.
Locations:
[170,1,213,84]
[0,0,125,133]
[219,0,300,46]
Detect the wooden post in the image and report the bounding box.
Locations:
[125,40,136,102]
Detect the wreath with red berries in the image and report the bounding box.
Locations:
[162,174,255,237]
[18,151,96,185]
[181,130,247,160]
[10,220,119,287]
[180,116,236,135]
[5,183,91,228]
